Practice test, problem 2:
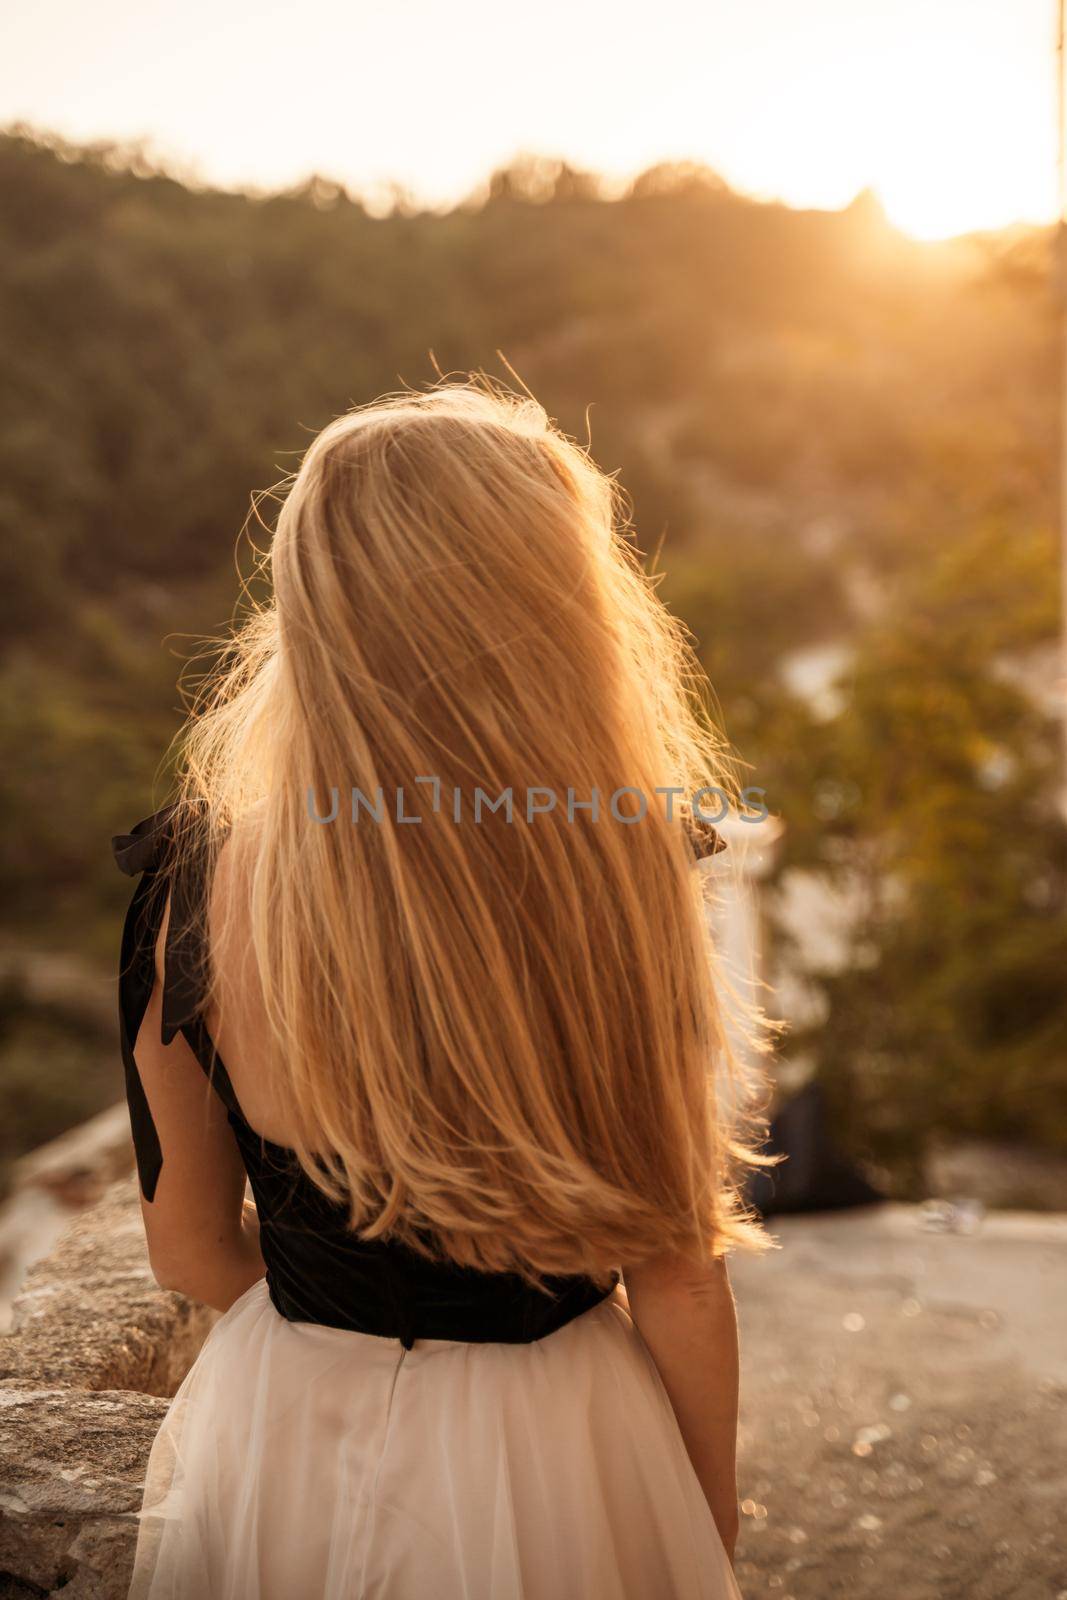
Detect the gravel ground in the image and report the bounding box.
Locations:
[729,1206,1067,1600]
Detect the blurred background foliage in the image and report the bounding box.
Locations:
[1,128,1064,1197]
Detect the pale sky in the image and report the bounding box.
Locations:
[0,0,1059,239]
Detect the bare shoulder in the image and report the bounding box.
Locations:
[203,805,290,1138]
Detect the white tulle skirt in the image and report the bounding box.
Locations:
[129,1278,740,1600]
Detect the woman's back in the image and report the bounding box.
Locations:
[203,815,293,1146]
[117,801,619,1347]
[153,382,768,1287]
[118,377,766,1600]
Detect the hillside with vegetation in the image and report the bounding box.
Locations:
[1,128,1063,1195]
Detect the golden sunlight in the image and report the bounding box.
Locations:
[0,0,1059,240]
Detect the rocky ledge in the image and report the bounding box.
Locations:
[0,1182,215,1598]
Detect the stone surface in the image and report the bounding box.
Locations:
[0,1104,136,1330]
[2,1183,215,1397]
[0,1182,214,1597]
[730,1205,1067,1600]
[12,1104,134,1211]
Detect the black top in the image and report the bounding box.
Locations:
[113,803,725,1349]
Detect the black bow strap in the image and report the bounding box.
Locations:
[111,803,178,878]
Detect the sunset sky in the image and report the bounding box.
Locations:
[1,0,1058,240]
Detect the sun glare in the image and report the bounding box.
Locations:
[873,144,1057,243]
[0,0,1058,245]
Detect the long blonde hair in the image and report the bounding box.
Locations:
[172,376,769,1279]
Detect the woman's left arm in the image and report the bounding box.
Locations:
[131,893,266,1312]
